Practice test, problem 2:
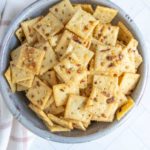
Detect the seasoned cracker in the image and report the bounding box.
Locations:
[119,73,140,95]
[10,61,34,83]
[54,53,85,82]
[87,87,118,122]
[93,6,118,23]
[99,24,119,46]
[21,17,42,44]
[118,21,133,44]
[93,75,118,96]
[94,24,119,46]
[11,43,28,62]
[40,70,58,87]
[34,12,64,40]
[53,82,79,106]
[55,30,83,60]
[122,38,142,71]
[65,40,94,67]
[66,9,98,39]
[65,94,91,122]
[26,77,52,109]
[94,44,123,76]
[15,45,45,75]
[50,0,74,24]
[34,42,58,75]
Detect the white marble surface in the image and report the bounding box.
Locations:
[0,0,150,149]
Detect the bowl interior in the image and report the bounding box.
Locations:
[0,0,148,143]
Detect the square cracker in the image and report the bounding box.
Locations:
[66,68,88,89]
[15,27,26,43]
[21,17,42,44]
[11,43,28,62]
[53,82,79,106]
[66,9,98,39]
[117,39,139,74]
[26,77,52,109]
[118,21,134,44]
[29,103,53,126]
[48,114,73,129]
[4,67,16,93]
[122,38,142,71]
[93,6,118,23]
[119,73,140,95]
[116,96,134,121]
[64,40,94,67]
[49,0,74,24]
[99,24,119,46]
[34,12,64,40]
[34,42,58,75]
[64,94,91,122]
[55,30,83,60]
[93,75,118,96]
[54,53,85,82]
[87,86,118,122]
[15,45,45,75]
[94,44,124,76]
[94,24,119,46]
[10,61,34,83]
[40,70,58,87]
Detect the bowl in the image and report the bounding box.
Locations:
[0,0,148,143]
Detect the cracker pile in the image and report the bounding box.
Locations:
[5,0,143,132]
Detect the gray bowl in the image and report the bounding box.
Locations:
[0,0,148,143]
